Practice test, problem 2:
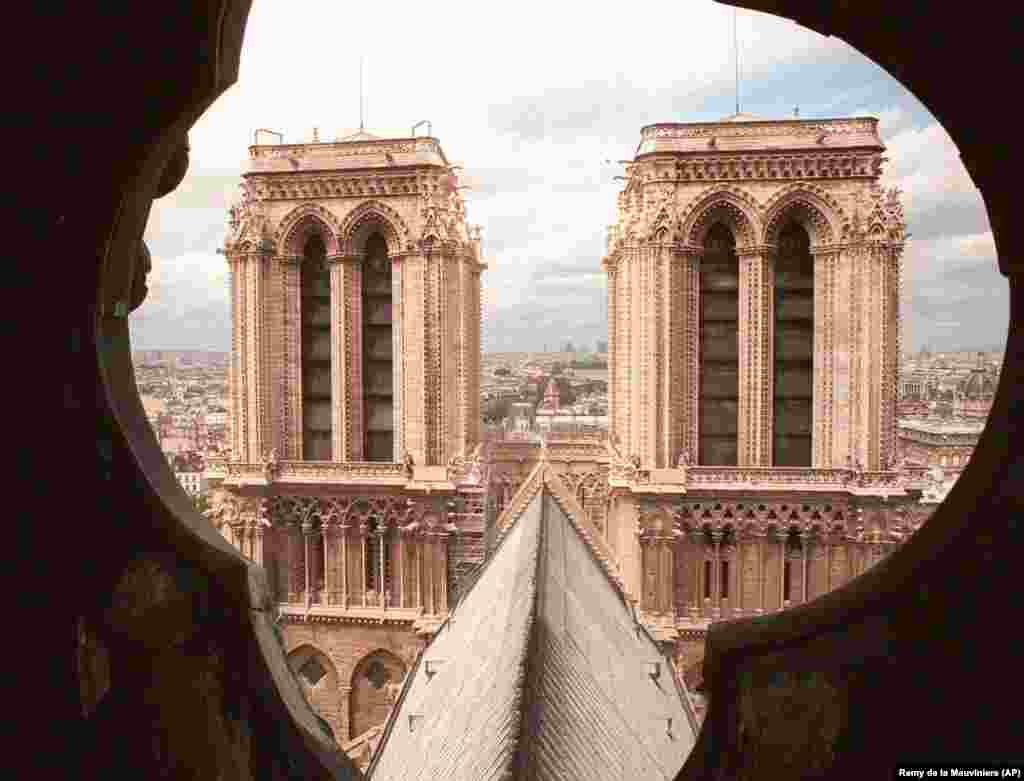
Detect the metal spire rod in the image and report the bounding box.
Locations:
[359,56,364,131]
[734,8,741,115]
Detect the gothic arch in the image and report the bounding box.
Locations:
[679,185,762,249]
[338,200,410,258]
[287,644,338,689]
[275,202,343,256]
[349,648,407,740]
[762,183,844,248]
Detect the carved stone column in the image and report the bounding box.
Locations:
[660,536,673,616]
[328,254,350,462]
[757,531,765,614]
[281,254,302,460]
[675,245,701,464]
[392,254,405,461]
[779,533,787,610]
[359,523,368,607]
[812,246,841,467]
[738,245,774,466]
[688,529,701,623]
[253,522,265,567]
[605,256,620,444]
[301,520,313,607]
[321,521,333,605]
[711,529,722,620]
[377,526,387,601]
[416,531,424,612]
[439,530,450,613]
[397,526,406,609]
[340,522,350,609]
[801,530,810,604]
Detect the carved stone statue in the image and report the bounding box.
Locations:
[676,449,691,468]
[261,448,279,481]
[403,451,415,478]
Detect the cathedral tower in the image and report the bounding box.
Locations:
[601,114,924,693]
[206,129,488,746]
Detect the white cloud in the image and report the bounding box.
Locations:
[132,0,1000,353]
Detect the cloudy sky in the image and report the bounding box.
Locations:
[131,0,1007,355]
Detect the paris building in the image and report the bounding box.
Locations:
[205,113,933,758]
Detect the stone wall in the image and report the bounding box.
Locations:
[282,621,422,742]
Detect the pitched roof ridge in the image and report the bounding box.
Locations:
[369,489,546,780]
[494,460,548,538]
[505,505,545,778]
[542,471,626,597]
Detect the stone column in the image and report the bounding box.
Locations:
[801,530,810,604]
[416,533,424,612]
[737,245,774,466]
[321,522,332,605]
[254,522,265,567]
[689,530,700,622]
[733,537,742,617]
[328,254,350,462]
[359,524,368,607]
[661,537,673,616]
[780,534,787,610]
[397,527,405,609]
[244,244,274,462]
[667,245,701,463]
[605,256,620,444]
[340,522,350,609]
[439,531,449,613]
[377,527,387,601]
[825,531,833,592]
[812,247,841,468]
[302,520,313,607]
[757,532,765,614]
[281,255,303,460]
[711,530,722,620]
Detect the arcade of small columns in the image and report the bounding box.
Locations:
[635,503,918,622]
[225,499,453,616]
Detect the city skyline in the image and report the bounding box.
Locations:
[129,0,1003,355]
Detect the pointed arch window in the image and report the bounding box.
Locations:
[301,234,332,461]
[773,223,814,466]
[361,233,394,461]
[699,223,739,466]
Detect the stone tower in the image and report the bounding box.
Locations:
[219,129,483,468]
[599,114,925,695]
[206,129,489,746]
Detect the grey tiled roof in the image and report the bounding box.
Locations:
[370,476,697,780]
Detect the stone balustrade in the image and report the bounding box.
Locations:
[220,460,409,486]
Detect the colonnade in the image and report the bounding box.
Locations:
[639,528,900,621]
[227,519,451,615]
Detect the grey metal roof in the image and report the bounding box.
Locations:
[369,477,697,780]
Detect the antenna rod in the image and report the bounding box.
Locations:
[359,57,364,131]
[734,8,740,115]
